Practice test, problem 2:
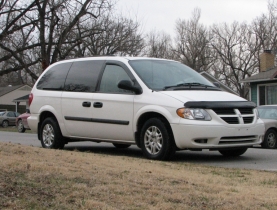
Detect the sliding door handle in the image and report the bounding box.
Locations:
[82,101,91,107]
[93,102,103,108]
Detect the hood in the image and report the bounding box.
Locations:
[160,90,244,103]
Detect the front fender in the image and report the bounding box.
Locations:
[133,105,180,132]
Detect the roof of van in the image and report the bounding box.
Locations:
[58,56,171,62]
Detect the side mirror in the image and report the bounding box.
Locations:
[118,80,142,94]
[213,82,220,88]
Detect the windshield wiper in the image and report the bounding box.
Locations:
[164,82,215,90]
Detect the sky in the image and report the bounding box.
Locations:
[115,0,270,36]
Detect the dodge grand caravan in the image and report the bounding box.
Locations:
[28,57,265,160]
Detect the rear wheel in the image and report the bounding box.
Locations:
[218,148,248,157]
[40,117,65,149]
[112,143,131,149]
[17,119,26,133]
[140,118,176,160]
[262,129,277,149]
[2,120,8,128]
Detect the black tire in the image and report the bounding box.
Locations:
[140,118,176,160]
[17,119,26,133]
[218,148,248,157]
[262,129,277,149]
[112,143,131,149]
[2,120,8,128]
[40,117,65,149]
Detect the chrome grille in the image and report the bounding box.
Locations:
[213,108,235,115]
[212,108,255,124]
[238,108,253,114]
[221,117,239,124]
[243,117,254,124]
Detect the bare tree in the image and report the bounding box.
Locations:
[210,22,260,98]
[253,2,277,51]
[0,0,147,86]
[35,0,111,71]
[0,0,39,80]
[0,0,111,84]
[73,14,144,57]
[143,30,173,59]
[173,8,214,72]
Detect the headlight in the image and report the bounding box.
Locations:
[177,108,211,120]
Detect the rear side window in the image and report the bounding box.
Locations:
[64,60,104,92]
[37,62,72,90]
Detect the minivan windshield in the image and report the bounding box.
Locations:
[129,59,217,91]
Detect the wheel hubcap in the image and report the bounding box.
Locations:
[18,121,23,131]
[144,126,163,155]
[267,133,276,148]
[3,121,8,127]
[42,124,54,147]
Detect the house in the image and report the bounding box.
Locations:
[200,71,238,95]
[241,50,277,106]
[0,85,32,113]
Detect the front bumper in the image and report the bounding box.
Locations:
[171,121,265,149]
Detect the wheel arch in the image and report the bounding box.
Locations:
[38,111,58,140]
[135,111,175,148]
[262,127,277,149]
[266,127,277,133]
[2,119,9,127]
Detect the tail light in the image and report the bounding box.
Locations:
[29,93,33,106]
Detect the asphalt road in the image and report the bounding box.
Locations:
[1,131,277,172]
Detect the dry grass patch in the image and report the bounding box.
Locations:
[0,126,33,133]
[0,142,277,209]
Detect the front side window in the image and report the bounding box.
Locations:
[99,64,133,93]
[129,60,215,90]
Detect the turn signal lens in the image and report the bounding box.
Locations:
[176,107,211,121]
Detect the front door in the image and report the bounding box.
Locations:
[91,63,135,142]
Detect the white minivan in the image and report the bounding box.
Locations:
[28,57,264,160]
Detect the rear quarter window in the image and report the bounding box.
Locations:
[37,62,72,90]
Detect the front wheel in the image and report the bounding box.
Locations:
[40,117,65,149]
[262,129,277,149]
[218,148,248,157]
[17,120,26,133]
[2,120,8,128]
[140,118,176,160]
